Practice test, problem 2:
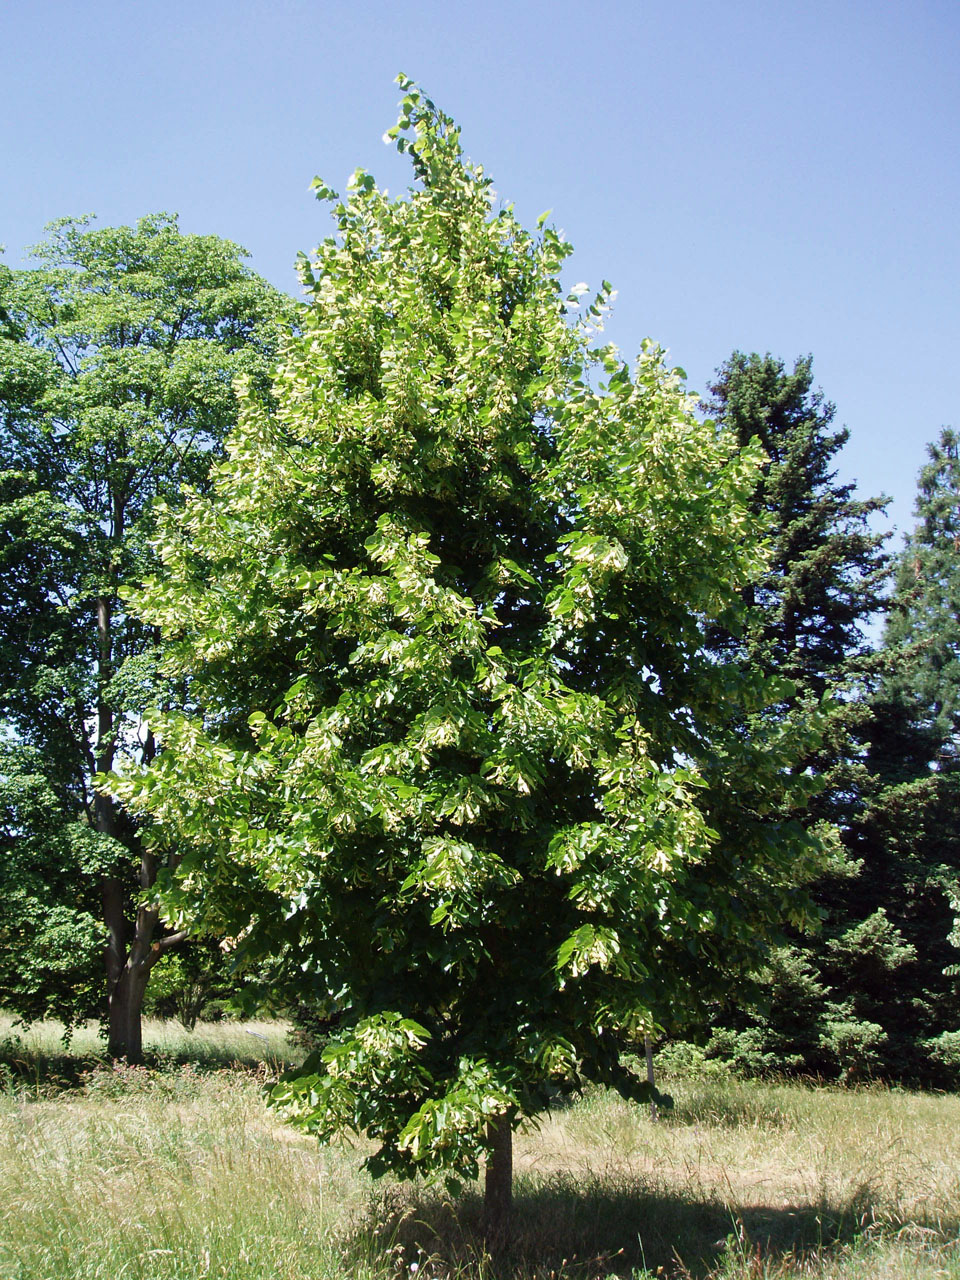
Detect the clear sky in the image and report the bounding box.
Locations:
[2,0,957,544]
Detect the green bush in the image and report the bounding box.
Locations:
[923,1029,960,1085]
[820,1014,887,1083]
[655,1040,735,1080]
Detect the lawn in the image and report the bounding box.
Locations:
[1,1018,958,1278]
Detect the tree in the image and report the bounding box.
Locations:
[111,83,824,1235]
[881,428,960,764]
[702,353,889,807]
[842,428,960,1080]
[700,354,893,1077]
[0,743,106,1025]
[0,214,291,1057]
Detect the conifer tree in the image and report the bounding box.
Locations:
[882,428,960,764]
[701,353,893,1078]
[702,352,889,801]
[846,429,960,1080]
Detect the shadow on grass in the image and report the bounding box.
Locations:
[513,1079,800,1134]
[349,1171,960,1279]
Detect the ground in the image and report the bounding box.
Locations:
[1,1017,958,1279]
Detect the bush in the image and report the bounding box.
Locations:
[820,1015,886,1083]
[655,1040,735,1080]
[923,1030,960,1086]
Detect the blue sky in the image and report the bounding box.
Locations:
[2,0,957,544]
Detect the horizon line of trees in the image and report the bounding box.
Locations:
[1,206,958,1090]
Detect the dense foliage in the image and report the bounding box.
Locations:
[845,428,960,1081]
[701,412,960,1084]
[0,75,953,1182]
[110,85,824,1215]
[0,214,290,1053]
[702,353,889,710]
[0,745,105,1024]
[699,353,893,1080]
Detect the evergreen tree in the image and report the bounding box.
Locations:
[701,353,894,1078]
[882,428,960,764]
[702,352,888,757]
[843,429,960,1081]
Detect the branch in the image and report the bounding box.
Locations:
[153,930,189,957]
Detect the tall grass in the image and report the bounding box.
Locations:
[0,1013,298,1070]
[1,1022,959,1278]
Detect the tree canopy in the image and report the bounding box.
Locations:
[700,353,897,1080]
[0,213,291,1052]
[702,353,888,696]
[847,427,960,1079]
[110,85,824,1224]
[881,428,960,767]
[701,419,960,1084]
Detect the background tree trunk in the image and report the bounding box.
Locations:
[645,1034,658,1121]
[105,873,187,1062]
[483,1113,513,1247]
[107,963,149,1062]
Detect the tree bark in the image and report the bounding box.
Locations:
[645,1034,658,1121]
[95,590,183,1062]
[105,904,187,1061]
[107,961,149,1062]
[483,1113,513,1247]
[94,592,138,1059]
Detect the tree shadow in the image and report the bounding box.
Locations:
[349,1170,960,1279]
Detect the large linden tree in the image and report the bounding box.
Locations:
[110,81,823,1234]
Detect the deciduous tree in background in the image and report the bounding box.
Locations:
[0,214,291,1057]
[0,743,106,1024]
[111,84,824,1234]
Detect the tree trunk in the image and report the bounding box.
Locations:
[107,961,149,1063]
[483,1113,513,1247]
[95,592,142,1060]
[104,873,188,1061]
[95,596,187,1060]
[645,1034,658,1121]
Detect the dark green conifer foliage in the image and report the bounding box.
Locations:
[703,352,888,738]
[844,429,960,1080]
[709,422,960,1083]
[702,353,895,1079]
[882,429,960,765]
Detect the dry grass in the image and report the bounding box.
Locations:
[1,1021,959,1278]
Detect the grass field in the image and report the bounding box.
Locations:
[1,1018,959,1279]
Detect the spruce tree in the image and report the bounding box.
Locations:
[846,429,960,1081]
[701,353,894,1078]
[882,428,960,763]
[702,352,888,739]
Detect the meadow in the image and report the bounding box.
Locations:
[1,1018,959,1279]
